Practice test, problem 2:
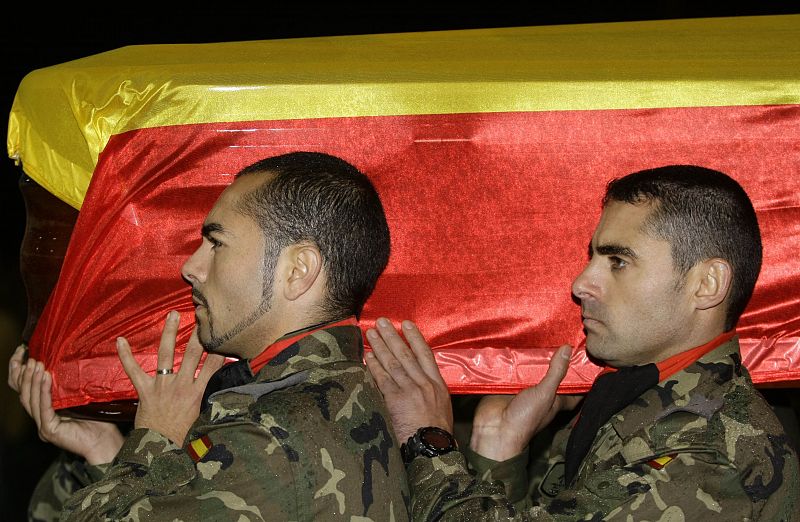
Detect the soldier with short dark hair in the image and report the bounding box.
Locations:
[366,165,800,521]
[11,151,410,521]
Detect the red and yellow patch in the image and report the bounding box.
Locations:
[647,454,677,470]
[186,435,213,462]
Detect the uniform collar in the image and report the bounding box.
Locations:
[596,329,736,381]
[249,316,358,374]
[654,329,736,382]
[201,316,360,410]
[609,334,743,449]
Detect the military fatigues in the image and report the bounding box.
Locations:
[408,338,800,521]
[57,322,410,521]
[28,451,111,522]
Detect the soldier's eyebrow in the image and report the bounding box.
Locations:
[201,222,226,239]
[595,243,639,259]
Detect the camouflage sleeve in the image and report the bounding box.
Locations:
[28,451,110,522]
[598,451,799,521]
[59,425,299,521]
[59,428,188,521]
[408,446,800,521]
[464,446,530,505]
[407,450,553,521]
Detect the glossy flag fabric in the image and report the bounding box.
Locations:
[7,15,800,410]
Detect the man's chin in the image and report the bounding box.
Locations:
[584,337,611,366]
[195,325,216,352]
[198,331,239,356]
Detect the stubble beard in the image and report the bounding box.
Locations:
[198,296,272,353]
[195,240,278,354]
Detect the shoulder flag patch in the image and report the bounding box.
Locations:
[187,435,213,462]
[646,454,677,470]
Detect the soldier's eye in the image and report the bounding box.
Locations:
[610,256,627,270]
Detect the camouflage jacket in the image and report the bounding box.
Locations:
[28,450,112,522]
[60,322,410,521]
[408,338,800,521]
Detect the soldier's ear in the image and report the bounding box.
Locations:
[281,242,323,302]
[691,258,732,311]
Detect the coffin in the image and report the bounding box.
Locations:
[8,14,800,419]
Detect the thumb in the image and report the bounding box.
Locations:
[538,345,572,393]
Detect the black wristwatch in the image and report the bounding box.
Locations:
[401,426,457,465]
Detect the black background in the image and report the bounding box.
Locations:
[1,3,798,517]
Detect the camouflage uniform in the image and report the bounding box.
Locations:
[58,322,410,521]
[408,337,800,521]
[28,451,111,522]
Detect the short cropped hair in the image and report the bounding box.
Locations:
[604,165,762,331]
[236,152,390,320]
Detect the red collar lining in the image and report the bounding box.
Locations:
[597,329,736,382]
[249,316,358,374]
[654,329,736,381]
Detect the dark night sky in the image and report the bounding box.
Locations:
[0,3,798,518]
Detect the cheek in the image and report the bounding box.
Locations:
[608,277,659,320]
[205,258,240,307]
[621,279,683,328]
[220,253,267,300]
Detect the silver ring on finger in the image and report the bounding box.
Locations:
[156,368,174,375]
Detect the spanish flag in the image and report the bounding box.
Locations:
[8,15,800,411]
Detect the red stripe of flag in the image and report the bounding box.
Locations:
[31,106,800,409]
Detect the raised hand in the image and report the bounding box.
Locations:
[470,345,579,461]
[365,318,453,443]
[116,310,225,445]
[9,345,124,465]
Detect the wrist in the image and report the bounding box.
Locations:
[83,429,125,465]
[135,414,190,446]
[401,426,458,465]
[470,425,527,462]
[394,417,453,444]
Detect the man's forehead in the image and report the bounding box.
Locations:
[207,171,273,217]
[591,201,655,247]
[201,179,269,235]
[222,171,273,200]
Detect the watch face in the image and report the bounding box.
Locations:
[420,427,455,450]
[402,427,456,464]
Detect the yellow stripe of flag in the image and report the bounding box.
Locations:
[8,14,800,209]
